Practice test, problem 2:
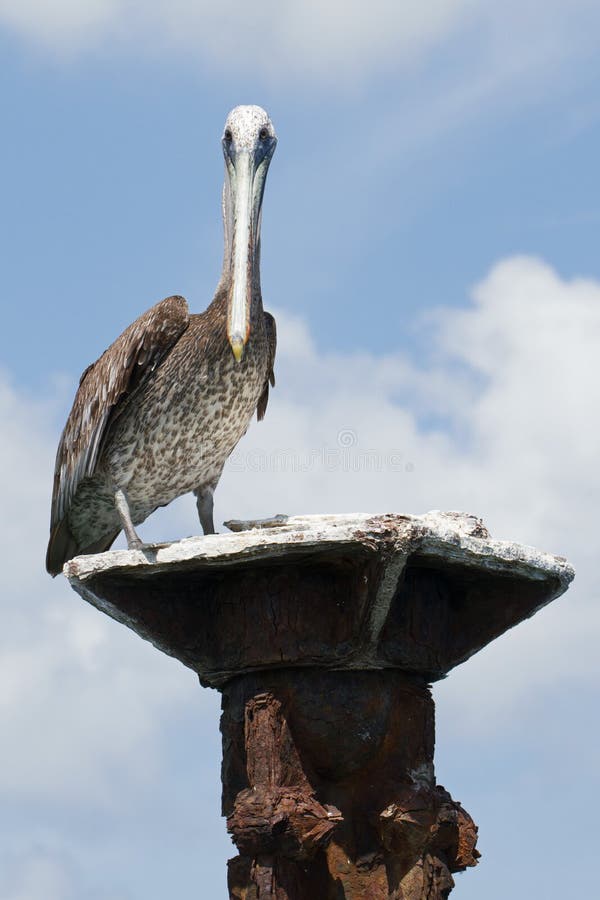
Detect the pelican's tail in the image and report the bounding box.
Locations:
[46,519,120,576]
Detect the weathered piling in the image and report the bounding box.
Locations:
[66,511,574,898]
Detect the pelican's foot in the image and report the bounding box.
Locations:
[127,538,147,552]
[224,514,289,533]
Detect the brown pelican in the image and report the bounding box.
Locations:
[46,105,277,576]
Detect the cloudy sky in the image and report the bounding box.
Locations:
[1,1,600,897]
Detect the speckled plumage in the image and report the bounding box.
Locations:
[46,106,277,575]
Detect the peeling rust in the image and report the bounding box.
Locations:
[223,672,476,899]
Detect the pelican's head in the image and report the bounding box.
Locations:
[221,105,277,362]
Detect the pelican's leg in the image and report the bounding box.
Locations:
[114,488,145,550]
[194,485,215,535]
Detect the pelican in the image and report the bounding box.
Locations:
[46,105,277,576]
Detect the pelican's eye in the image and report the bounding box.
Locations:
[259,127,270,141]
[224,128,233,143]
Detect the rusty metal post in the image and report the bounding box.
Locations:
[223,670,478,899]
[66,512,573,898]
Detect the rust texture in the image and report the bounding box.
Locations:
[223,671,479,899]
[65,515,574,896]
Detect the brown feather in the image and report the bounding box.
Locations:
[257,311,277,421]
[46,519,120,576]
[45,518,78,577]
[47,295,189,572]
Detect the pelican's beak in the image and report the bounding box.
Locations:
[225,137,274,362]
[227,151,254,361]
[230,333,245,363]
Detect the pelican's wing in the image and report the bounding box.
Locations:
[257,310,277,421]
[49,294,190,534]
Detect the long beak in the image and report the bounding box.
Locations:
[227,151,256,362]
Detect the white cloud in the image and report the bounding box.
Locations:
[2,253,597,780]
[0,253,598,895]
[124,256,600,741]
[1,0,599,89]
[1,849,78,900]
[0,373,204,805]
[201,256,600,546]
[0,0,119,48]
[0,0,474,71]
[0,846,137,900]
[207,256,598,731]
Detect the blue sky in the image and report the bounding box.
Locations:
[4,1,600,381]
[1,2,600,898]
